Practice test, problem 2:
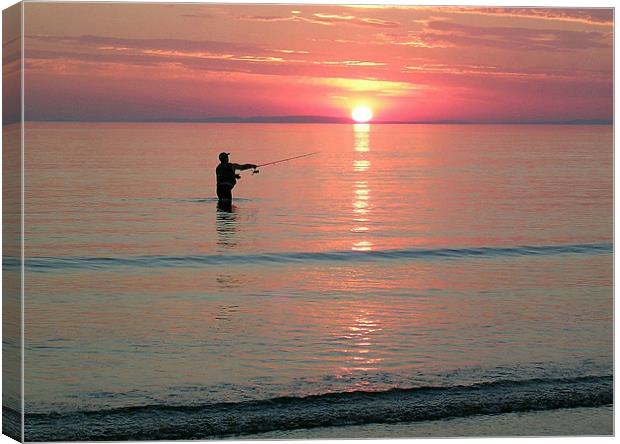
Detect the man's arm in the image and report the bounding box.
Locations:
[231,163,257,171]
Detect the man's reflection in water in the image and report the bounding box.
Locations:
[215,203,243,292]
[216,202,238,248]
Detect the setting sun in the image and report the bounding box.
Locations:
[352,106,373,123]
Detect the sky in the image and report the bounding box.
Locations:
[18,3,614,122]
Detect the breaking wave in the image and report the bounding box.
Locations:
[23,375,612,441]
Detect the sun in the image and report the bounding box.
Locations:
[351,106,373,123]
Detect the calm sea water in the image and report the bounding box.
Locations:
[16,122,612,439]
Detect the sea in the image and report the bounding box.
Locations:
[4,122,613,440]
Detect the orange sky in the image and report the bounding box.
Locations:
[19,3,613,122]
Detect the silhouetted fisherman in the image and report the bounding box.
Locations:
[216,152,256,205]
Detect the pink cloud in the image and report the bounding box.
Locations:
[436,7,613,26]
[236,12,400,28]
[406,20,612,52]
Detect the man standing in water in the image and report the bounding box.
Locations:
[216,152,257,204]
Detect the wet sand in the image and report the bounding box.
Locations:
[239,406,613,439]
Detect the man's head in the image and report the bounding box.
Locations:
[219,152,230,163]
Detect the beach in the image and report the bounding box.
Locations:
[243,406,613,439]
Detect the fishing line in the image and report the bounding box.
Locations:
[251,152,319,174]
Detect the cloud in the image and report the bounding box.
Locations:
[315,60,386,67]
[25,47,387,81]
[342,5,613,26]
[311,77,417,96]
[25,29,610,97]
[273,49,310,54]
[403,20,612,52]
[236,15,296,23]
[27,34,263,55]
[312,13,399,28]
[236,12,399,28]
[403,63,578,81]
[24,34,389,83]
[378,32,454,48]
[431,7,613,26]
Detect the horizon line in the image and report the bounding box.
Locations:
[14,116,614,126]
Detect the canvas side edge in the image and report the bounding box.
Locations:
[2,1,24,442]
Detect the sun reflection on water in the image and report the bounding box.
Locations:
[352,124,373,251]
[353,160,371,172]
[353,123,370,151]
[337,310,384,375]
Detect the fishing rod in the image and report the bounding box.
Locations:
[251,151,319,174]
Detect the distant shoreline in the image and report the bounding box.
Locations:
[15,118,614,125]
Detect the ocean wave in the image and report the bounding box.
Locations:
[4,242,612,272]
[23,375,612,441]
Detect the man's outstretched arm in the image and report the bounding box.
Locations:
[231,163,257,171]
